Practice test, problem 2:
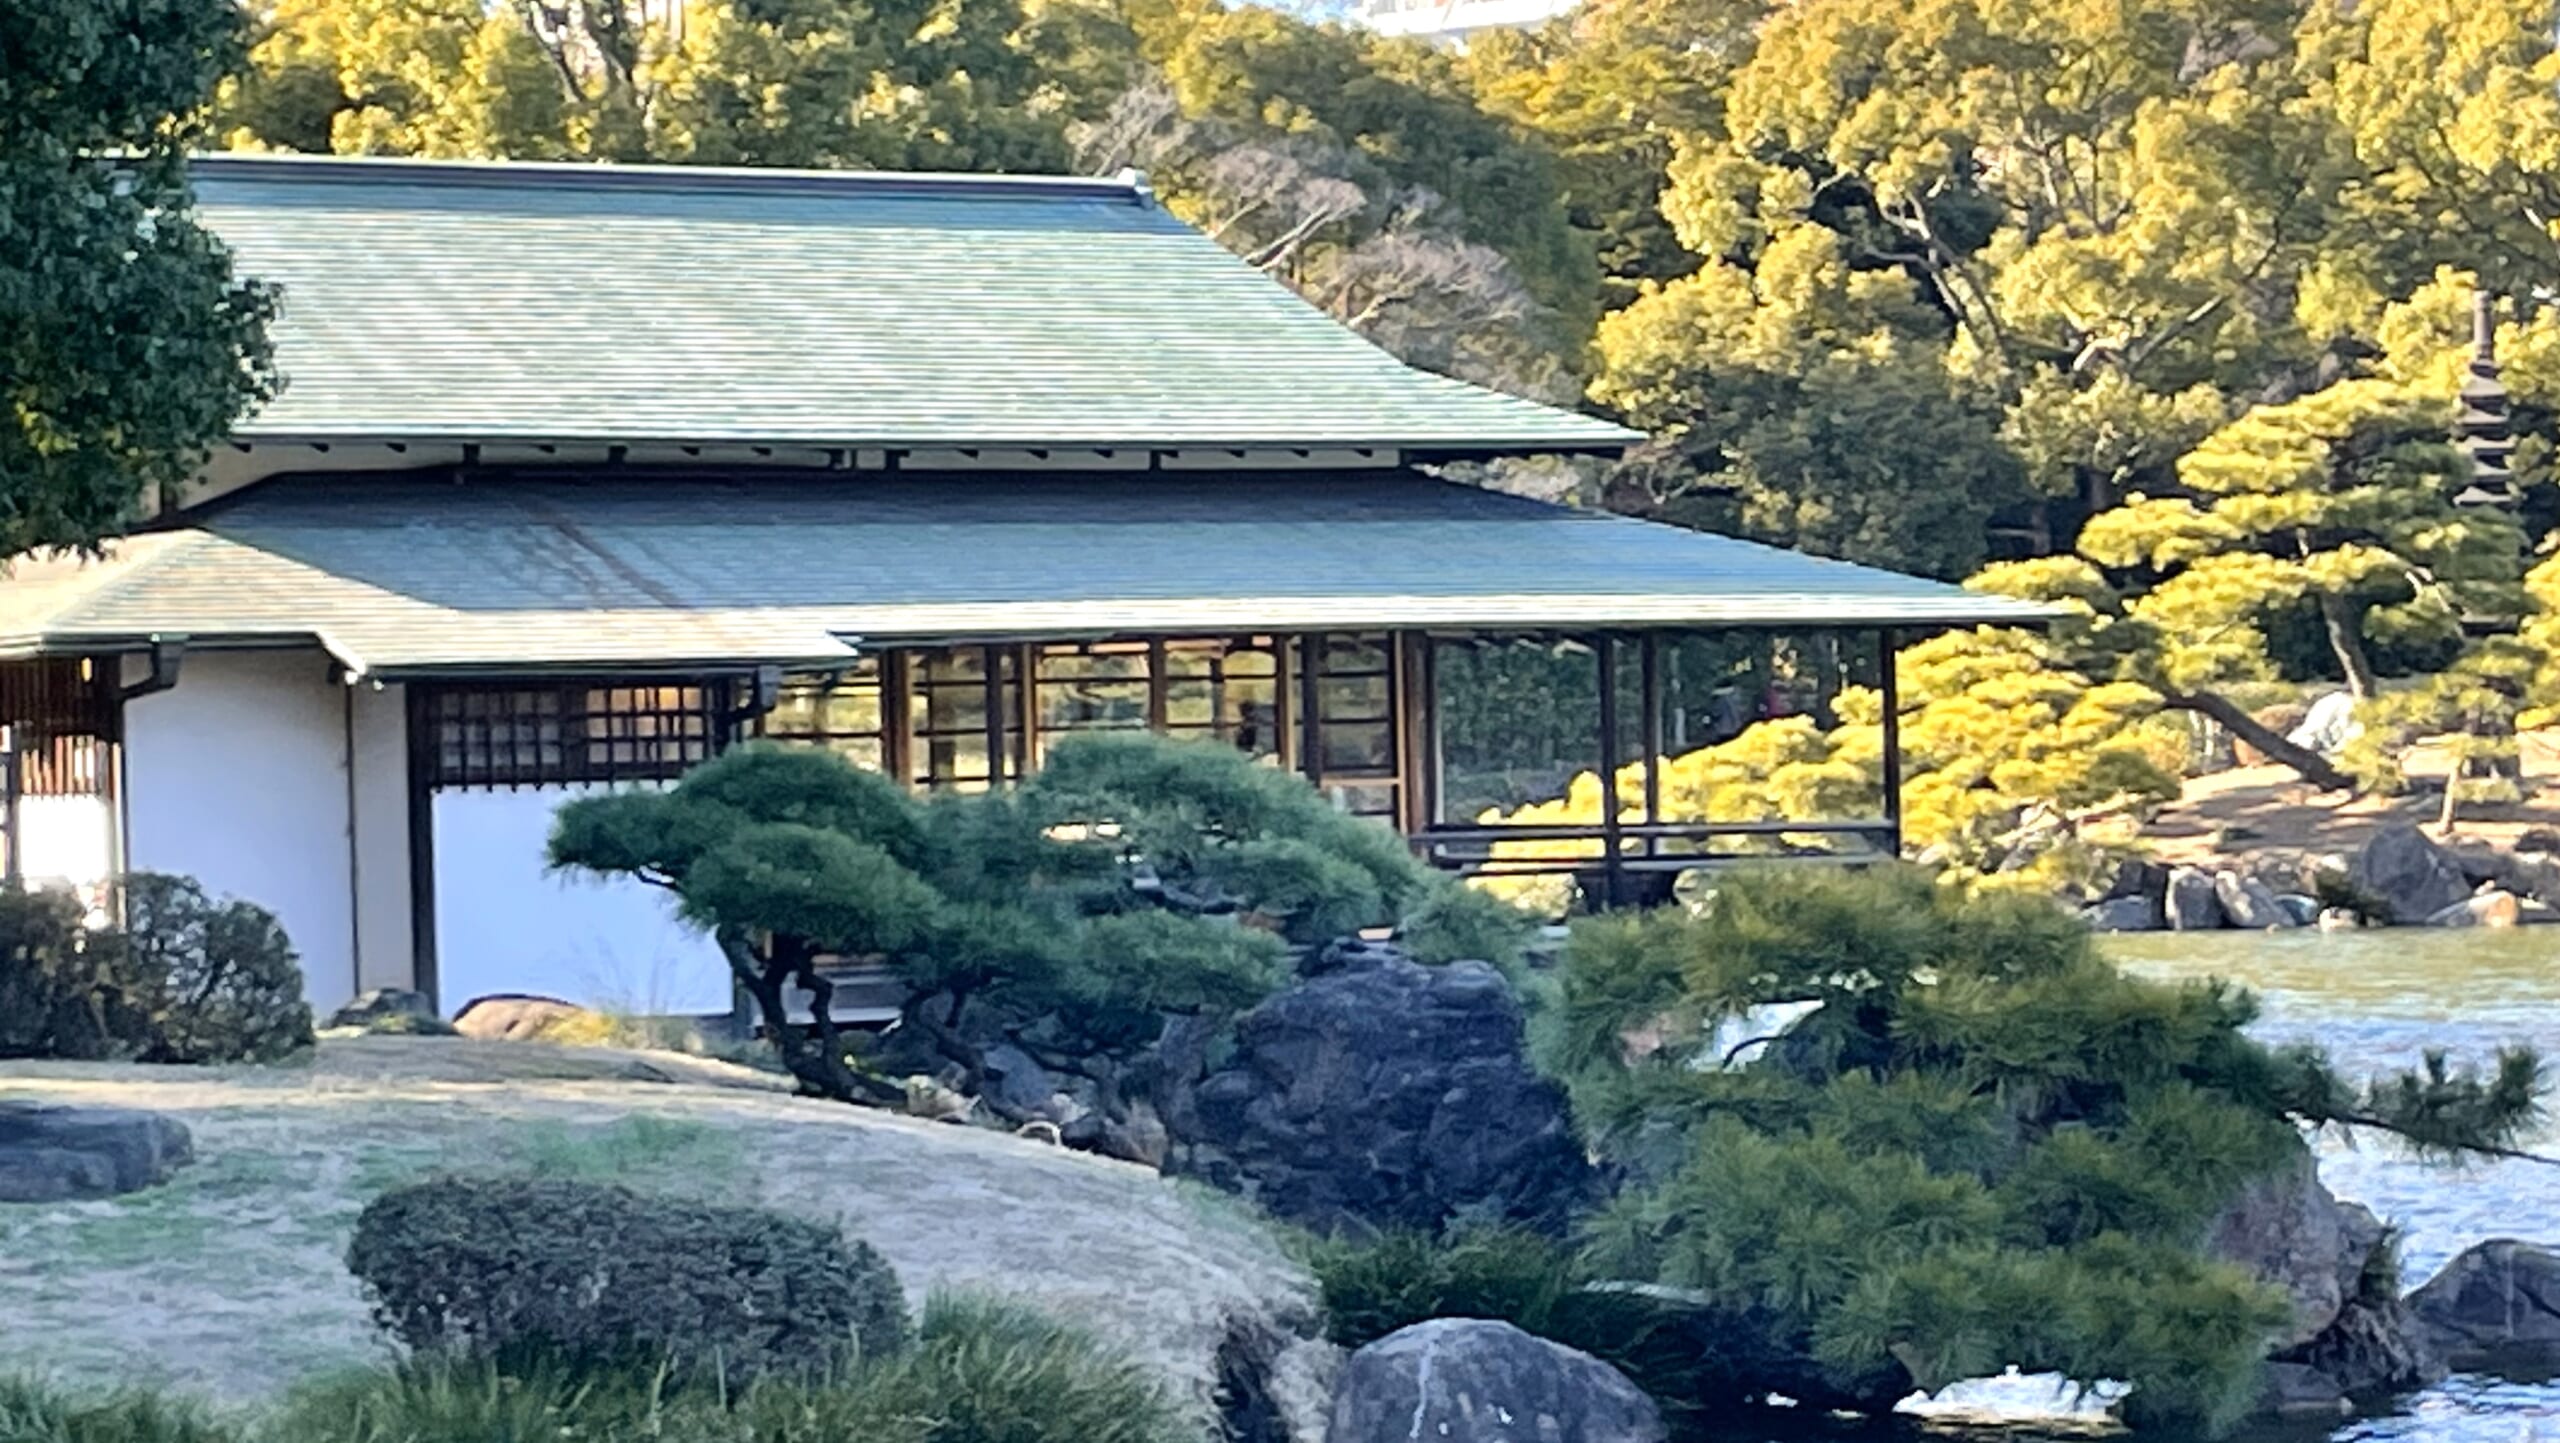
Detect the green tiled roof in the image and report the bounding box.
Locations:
[1,474,2054,674]
[193,155,1638,455]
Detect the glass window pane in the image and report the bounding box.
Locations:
[822,689,880,733]
[1165,681,1216,727]
[1323,635,1389,673]
[1327,781,1399,820]
[1320,721,1394,773]
[1432,637,1601,822]
[829,738,884,771]
[1320,674,1390,721]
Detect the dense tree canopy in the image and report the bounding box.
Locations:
[1552,866,2547,1434]
[5,0,275,554]
[549,735,1526,1123]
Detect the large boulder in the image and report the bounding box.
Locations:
[2081,894,2165,932]
[1167,950,1591,1234]
[2348,825,2471,926]
[2207,1153,2388,1352]
[453,994,604,1042]
[2214,870,2298,929]
[2406,1240,2560,1372]
[1326,1320,1663,1443]
[0,1101,194,1203]
[2208,1151,2442,1398]
[323,989,456,1036]
[2165,867,2226,930]
[2424,890,2524,929]
[2101,857,2171,905]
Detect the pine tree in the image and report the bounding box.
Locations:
[1553,866,2549,1435]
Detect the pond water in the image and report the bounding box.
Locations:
[2099,928,2560,1442]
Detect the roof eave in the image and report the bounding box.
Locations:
[224,429,1642,456]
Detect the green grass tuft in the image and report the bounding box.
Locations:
[0,1375,238,1443]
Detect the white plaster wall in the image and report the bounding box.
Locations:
[17,795,115,893]
[124,651,365,1015]
[432,785,731,1017]
[347,684,414,994]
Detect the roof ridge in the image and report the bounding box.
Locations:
[189,152,1155,207]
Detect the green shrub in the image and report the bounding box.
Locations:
[120,874,312,1064]
[1395,879,1536,974]
[788,1294,1189,1443]
[0,1375,236,1443]
[1307,1227,1579,1350]
[0,888,153,1060]
[348,1177,908,1384]
[0,874,310,1065]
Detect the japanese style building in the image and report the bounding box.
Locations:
[0,155,2044,1016]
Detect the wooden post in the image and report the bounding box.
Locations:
[1298,633,1326,788]
[1877,628,1902,857]
[1639,633,1664,843]
[1595,635,1624,907]
[403,688,440,1009]
[1,726,20,886]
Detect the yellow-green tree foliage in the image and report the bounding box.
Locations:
[2081,380,2526,701]
[218,0,1064,169]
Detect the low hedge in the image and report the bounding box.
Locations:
[348,1177,908,1383]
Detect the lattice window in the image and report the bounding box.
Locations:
[1163,639,1283,759]
[1033,642,1152,759]
[1311,633,1399,821]
[759,662,887,772]
[906,646,1022,791]
[418,681,728,788]
[0,658,117,798]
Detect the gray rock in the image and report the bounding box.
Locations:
[323,989,455,1036]
[2349,825,2471,926]
[2207,1150,2386,1351]
[2212,1149,2443,1398]
[2288,691,2359,754]
[453,994,598,1041]
[2275,893,2322,926]
[1326,1320,1663,1443]
[2215,870,2298,929]
[1167,953,1591,1234]
[2279,1292,2443,1397]
[2166,867,2227,930]
[2446,841,2514,888]
[2498,851,2560,906]
[2406,1239,2560,1372]
[2081,894,2165,932]
[980,1042,1066,1121]
[0,1102,194,1203]
[2101,857,2171,904]
[2423,891,2524,929]
[2255,1361,2348,1419]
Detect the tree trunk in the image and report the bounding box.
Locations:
[2317,590,2381,701]
[719,931,900,1108]
[2159,688,2355,793]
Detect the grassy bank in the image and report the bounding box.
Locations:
[0,1037,1320,1430]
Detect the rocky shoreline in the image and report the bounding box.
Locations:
[2082,821,2560,933]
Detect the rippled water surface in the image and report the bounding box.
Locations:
[2103,928,2560,1441]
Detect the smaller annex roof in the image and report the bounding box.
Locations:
[0,474,2053,677]
[193,154,1637,458]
